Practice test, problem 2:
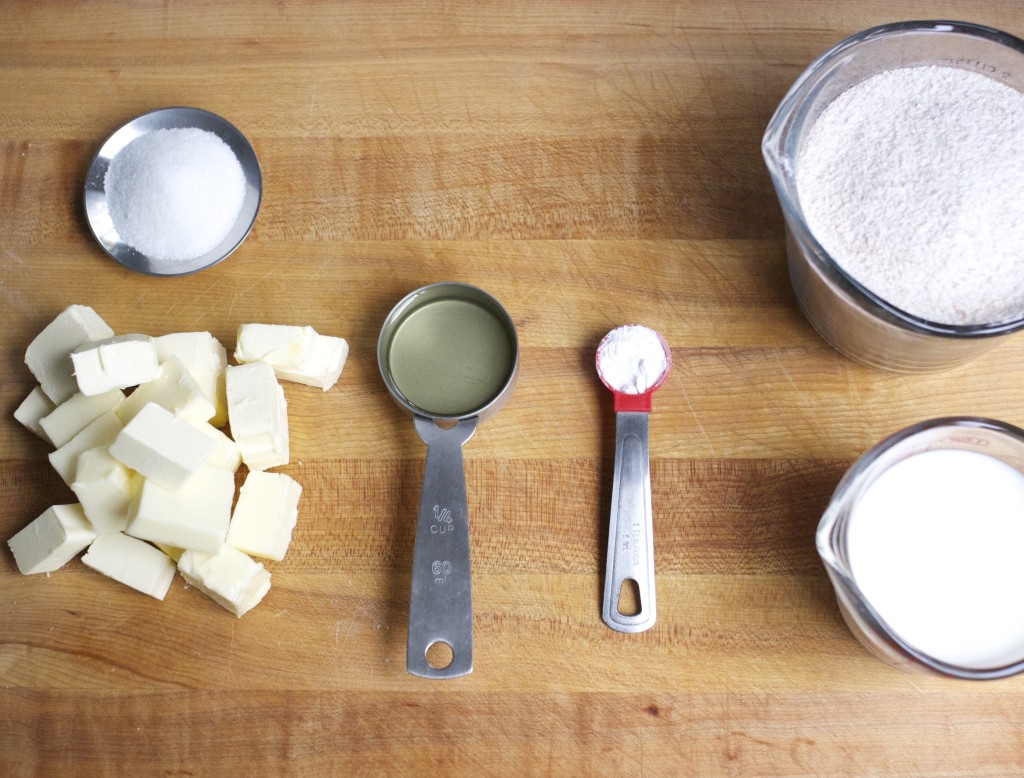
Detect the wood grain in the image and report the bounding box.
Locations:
[4,1,1024,774]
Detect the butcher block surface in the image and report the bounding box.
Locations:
[4,1,1024,775]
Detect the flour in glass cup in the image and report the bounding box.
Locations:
[796,65,1024,326]
[105,127,246,263]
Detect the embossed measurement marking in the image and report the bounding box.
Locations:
[431,504,454,534]
[432,559,453,584]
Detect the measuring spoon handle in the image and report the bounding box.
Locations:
[408,415,477,678]
[602,411,657,633]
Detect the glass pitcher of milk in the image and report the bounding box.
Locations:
[817,417,1024,679]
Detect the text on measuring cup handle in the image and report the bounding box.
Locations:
[432,559,453,584]
[430,504,455,534]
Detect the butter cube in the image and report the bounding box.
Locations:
[154,543,185,563]
[48,411,123,485]
[13,386,55,443]
[71,446,137,534]
[7,503,96,575]
[115,356,215,426]
[226,471,302,561]
[178,545,271,617]
[81,532,176,601]
[226,362,289,471]
[25,305,114,404]
[40,389,125,448]
[126,465,235,555]
[191,421,242,472]
[110,402,216,491]
[71,334,161,396]
[234,323,348,390]
[154,332,228,426]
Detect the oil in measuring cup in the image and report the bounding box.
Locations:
[386,297,516,416]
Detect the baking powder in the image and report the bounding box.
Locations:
[797,65,1024,326]
[597,325,669,394]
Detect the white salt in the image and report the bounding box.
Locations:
[597,325,669,394]
[105,127,246,263]
[796,66,1024,326]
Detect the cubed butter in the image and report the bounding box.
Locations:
[40,389,125,448]
[109,402,216,491]
[153,332,228,427]
[13,386,55,444]
[81,532,176,600]
[154,543,185,563]
[190,421,242,472]
[126,465,235,554]
[7,503,96,575]
[71,446,137,534]
[226,471,302,561]
[178,545,271,618]
[115,355,215,426]
[48,411,124,485]
[71,334,161,396]
[234,323,349,390]
[226,362,289,471]
[25,305,114,404]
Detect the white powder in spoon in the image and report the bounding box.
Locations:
[597,325,669,394]
[796,65,1024,326]
[105,127,246,262]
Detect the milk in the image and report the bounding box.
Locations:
[847,448,1024,669]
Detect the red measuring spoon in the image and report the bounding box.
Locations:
[596,325,671,633]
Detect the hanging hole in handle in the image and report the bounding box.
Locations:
[617,579,642,616]
[425,640,455,670]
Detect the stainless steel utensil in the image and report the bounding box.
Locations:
[378,282,519,678]
[596,325,671,634]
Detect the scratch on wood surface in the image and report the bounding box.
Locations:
[224,266,283,319]
[0,252,30,314]
[304,77,323,134]
[3,248,25,268]
[905,676,926,694]
[773,348,801,393]
[843,362,857,404]
[679,379,717,456]
[773,347,830,453]
[227,619,235,679]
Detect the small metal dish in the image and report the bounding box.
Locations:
[84,106,262,277]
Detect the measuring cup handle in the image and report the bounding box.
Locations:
[602,411,657,633]
[408,415,478,678]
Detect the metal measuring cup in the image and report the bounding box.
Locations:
[378,282,519,678]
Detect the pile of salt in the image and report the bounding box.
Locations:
[105,127,246,263]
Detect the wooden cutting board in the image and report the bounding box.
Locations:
[4,1,1024,774]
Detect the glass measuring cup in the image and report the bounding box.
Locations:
[817,417,1024,679]
[378,282,518,678]
[596,325,671,633]
[762,21,1024,372]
